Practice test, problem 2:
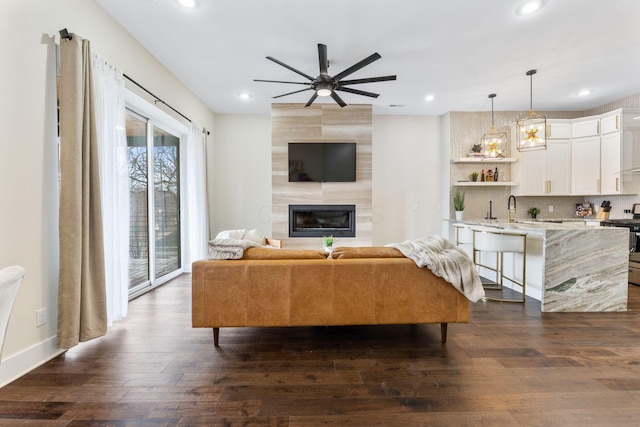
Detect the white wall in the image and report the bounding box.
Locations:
[372,115,444,245]
[212,115,272,238]
[0,0,215,385]
[210,114,445,246]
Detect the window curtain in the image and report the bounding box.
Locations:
[92,55,129,325]
[57,34,107,349]
[183,124,209,271]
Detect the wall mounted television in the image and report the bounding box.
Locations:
[288,142,356,182]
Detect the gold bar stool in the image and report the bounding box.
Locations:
[453,223,474,257]
[471,226,527,303]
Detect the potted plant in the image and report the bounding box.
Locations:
[470,171,479,182]
[527,207,540,219]
[322,235,334,253]
[453,188,465,220]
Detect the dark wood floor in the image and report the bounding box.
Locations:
[1,276,639,426]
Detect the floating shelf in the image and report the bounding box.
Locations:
[452,157,517,163]
[453,181,518,187]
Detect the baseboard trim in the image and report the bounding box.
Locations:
[0,336,64,388]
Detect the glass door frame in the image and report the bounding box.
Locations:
[125,90,189,300]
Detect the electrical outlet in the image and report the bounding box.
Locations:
[36,308,47,327]
[548,205,554,213]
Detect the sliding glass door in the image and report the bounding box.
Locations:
[126,110,182,298]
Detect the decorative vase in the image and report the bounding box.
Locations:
[324,245,333,254]
[455,211,464,221]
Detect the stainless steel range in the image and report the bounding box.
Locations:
[601,206,640,285]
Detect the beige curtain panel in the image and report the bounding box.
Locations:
[57,34,107,349]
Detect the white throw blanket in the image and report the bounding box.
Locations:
[387,235,485,302]
[208,238,261,260]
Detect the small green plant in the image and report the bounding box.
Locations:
[470,171,479,182]
[527,207,540,218]
[453,189,465,211]
[323,235,334,247]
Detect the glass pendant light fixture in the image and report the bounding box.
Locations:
[516,69,547,151]
[481,93,506,158]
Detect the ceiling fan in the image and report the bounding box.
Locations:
[254,43,396,108]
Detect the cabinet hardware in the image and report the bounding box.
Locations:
[597,178,601,193]
[597,121,600,134]
[616,177,619,192]
[546,124,551,138]
[616,115,619,130]
[546,180,551,193]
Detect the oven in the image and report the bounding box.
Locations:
[601,206,640,286]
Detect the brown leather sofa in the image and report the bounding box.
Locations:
[192,246,470,346]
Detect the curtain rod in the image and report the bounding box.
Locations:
[123,73,192,124]
[58,28,212,133]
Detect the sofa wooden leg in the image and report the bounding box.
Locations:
[213,328,220,347]
[440,323,448,343]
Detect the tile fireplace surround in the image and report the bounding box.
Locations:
[271,103,372,249]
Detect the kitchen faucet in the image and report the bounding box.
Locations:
[508,195,517,223]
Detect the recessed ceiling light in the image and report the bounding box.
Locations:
[577,89,593,96]
[238,92,252,100]
[516,0,544,15]
[177,0,197,8]
[425,95,435,102]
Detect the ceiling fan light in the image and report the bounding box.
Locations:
[316,82,332,97]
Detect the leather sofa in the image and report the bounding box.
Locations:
[191,246,470,346]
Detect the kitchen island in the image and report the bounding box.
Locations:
[447,220,628,312]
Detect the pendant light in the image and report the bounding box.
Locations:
[516,69,547,151]
[481,93,506,158]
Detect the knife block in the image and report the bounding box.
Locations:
[596,210,610,220]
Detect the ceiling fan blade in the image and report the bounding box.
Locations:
[330,91,347,108]
[339,75,397,85]
[336,86,380,98]
[318,43,328,76]
[266,56,315,81]
[272,87,313,99]
[305,92,318,107]
[332,52,381,81]
[254,79,311,85]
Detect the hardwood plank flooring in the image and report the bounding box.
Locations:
[0,275,639,426]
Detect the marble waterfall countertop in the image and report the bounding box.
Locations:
[448,219,629,312]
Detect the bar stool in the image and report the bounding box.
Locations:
[453,223,474,258]
[470,226,527,303]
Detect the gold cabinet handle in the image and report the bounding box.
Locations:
[546,124,551,138]
[597,121,600,134]
[546,180,551,193]
[616,115,620,130]
[616,177,620,192]
[597,178,601,193]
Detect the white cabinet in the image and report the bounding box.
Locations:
[571,136,601,194]
[601,131,621,194]
[599,109,640,195]
[571,118,600,138]
[546,140,571,194]
[513,120,571,196]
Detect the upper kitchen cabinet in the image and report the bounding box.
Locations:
[571,109,640,195]
[512,119,571,196]
[600,109,640,195]
[571,117,600,138]
[571,135,600,194]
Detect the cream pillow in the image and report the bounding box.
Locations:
[215,229,246,240]
[242,229,266,245]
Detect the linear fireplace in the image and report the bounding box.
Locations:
[289,204,356,238]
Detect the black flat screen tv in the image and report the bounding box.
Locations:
[288,142,356,182]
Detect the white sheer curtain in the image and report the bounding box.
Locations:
[92,54,129,324]
[184,123,209,271]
